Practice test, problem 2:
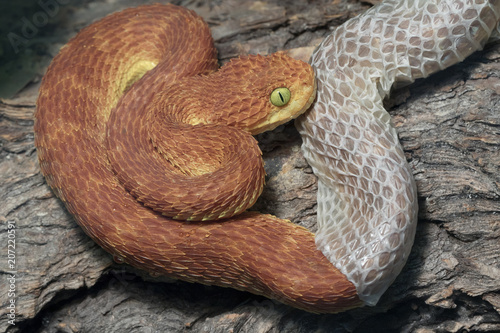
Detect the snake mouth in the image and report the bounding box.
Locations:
[301,77,318,114]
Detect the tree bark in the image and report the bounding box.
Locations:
[1,0,499,332]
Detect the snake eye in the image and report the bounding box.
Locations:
[270,87,291,106]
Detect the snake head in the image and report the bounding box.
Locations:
[216,51,317,135]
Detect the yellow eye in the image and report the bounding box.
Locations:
[270,87,291,106]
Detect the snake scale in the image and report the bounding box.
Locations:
[35,0,500,312]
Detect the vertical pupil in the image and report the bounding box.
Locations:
[278,91,284,102]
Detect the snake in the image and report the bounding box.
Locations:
[34,1,500,313]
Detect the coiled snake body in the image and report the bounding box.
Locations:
[35,1,500,312]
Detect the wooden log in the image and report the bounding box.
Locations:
[0,0,499,332]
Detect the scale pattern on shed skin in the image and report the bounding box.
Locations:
[34,4,362,313]
[296,0,500,305]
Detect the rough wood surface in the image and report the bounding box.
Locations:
[1,0,499,332]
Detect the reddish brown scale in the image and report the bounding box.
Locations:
[34,4,362,312]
